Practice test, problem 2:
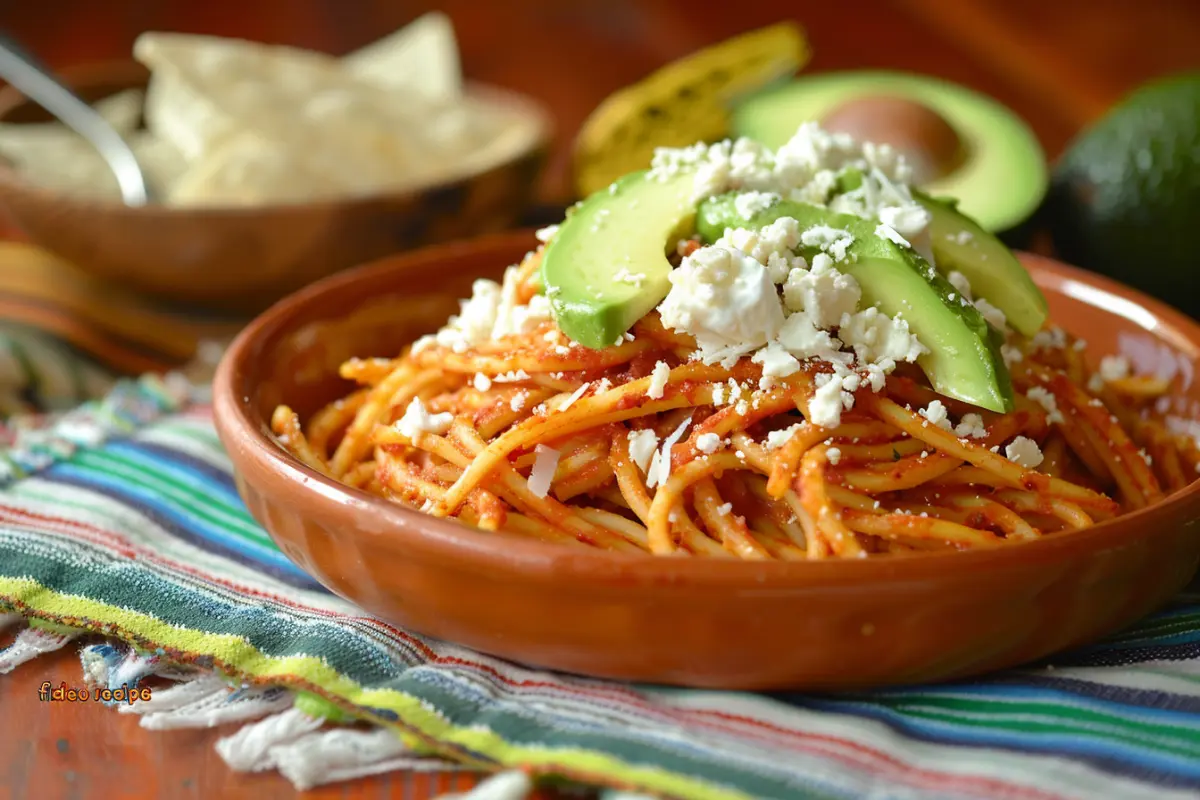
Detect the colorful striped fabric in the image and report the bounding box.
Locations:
[1,376,1200,800]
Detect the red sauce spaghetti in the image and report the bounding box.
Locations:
[272,248,1200,560]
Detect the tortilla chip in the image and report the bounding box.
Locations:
[343,12,462,101]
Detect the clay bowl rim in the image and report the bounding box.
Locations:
[213,230,1200,588]
[0,57,555,217]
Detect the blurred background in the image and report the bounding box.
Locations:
[4,0,1198,203]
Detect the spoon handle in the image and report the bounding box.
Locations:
[0,32,151,206]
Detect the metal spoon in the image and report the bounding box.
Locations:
[0,33,152,206]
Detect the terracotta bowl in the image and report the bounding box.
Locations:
[212,232,1200,690]
[0,60,551,314]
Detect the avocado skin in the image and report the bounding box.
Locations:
[697,194,1014,412]
[1047,72,1200,315]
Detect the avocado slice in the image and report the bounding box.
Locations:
[698,195,1014,412]
[541,169,695,349]
[915,192,1048,337]
[729,71,1046,237]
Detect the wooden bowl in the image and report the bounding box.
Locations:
[212,232,1200,690]
[0,60,551,313]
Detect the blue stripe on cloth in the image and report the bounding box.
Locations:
[39,467,324,591]
[105,439,244,508]
[776,695,1200,790]
[992,675,1200,715]
[862,683,1200,726]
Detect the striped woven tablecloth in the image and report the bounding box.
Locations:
[0,241,1199,800]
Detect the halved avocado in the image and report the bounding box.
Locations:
[729,71,1047,238]
[541,170,695,349]
[698,194,1014,413]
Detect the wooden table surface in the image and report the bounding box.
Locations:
[1,1,1198,798]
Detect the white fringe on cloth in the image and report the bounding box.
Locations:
[0,634,496,793]
[272,727,465,790]
[0,624,79,674]
[214,705,326,771]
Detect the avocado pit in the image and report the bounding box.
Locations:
[821,95,965,184]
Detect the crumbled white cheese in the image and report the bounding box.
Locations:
[918,399,952,431]
[776,310,845,362]
[826,447,842,465]
[781,266,862,326]
[810,373,851,428]
[953,413,987,439]
[974,298,1008,332]
[434,278,502,352]
[950,230,973,245]
[494,370,530,383]
[766,424,804,450]
[1099,355,1131,382]
[528,445,560,498]
[613,267,647,287]
[946,270,973,300]
[1026,387,1064,424]
[396,398,453,440]
[627,428,659,473]
[878,203,930,241]
[809,252,835,274]
[658,245,785,366]
[493,266,553,339]
[1000,345,1024,366]
[875,223,909,247]
[695,432,722,454]
[716,217,802,283]
[1031,327,1068,351]
[1087,374,1105,393]
[647,360,671,399]
[534,224,559,243]
[751,341,801,378]
[864,360,893,393]
[733,191,780,219]
[410,335,436,355]
[509,392,527,413]
[473,373,492,392]
[1004,436,1044,469]
[839,307,926,364]
[800,225,855,263]
[651,122,897,205]
[647,415,693,489]
[557,382,589,411]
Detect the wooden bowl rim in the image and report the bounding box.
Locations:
[212,231,1200,587]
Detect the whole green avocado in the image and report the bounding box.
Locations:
[1047,72,1200,314]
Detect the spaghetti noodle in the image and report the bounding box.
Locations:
[272,246,1200,560]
